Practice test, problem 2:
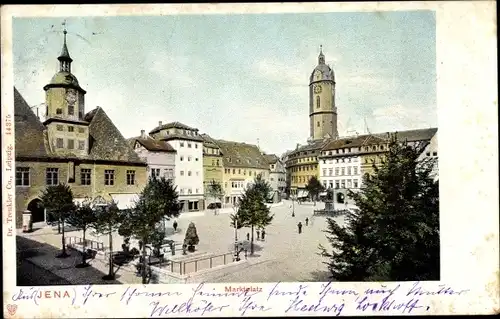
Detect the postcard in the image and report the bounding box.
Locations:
[1,2,498,318]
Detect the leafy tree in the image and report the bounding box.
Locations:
[252,173,273,202]
[206,180,224,214]
[66,202,97,268]
[305,176,324,206]
[40,184,75,258]
[184,222,200,252]
[231,184,274,255]
[120,176,181,284]
[92,200,123,280]
[319,133,439,281]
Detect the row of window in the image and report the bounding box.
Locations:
[180,156,199,162]
[54,105,83,117]
[270,177,285,182]
[322,166,359,177]
[15,167,136,187]
[55,138,85,150]
[151,168,174,178]
[178,141,199,148]
[227,157,261,165]
[291,175,314,184]
[224,168,263,177]
[231,181,245,189]
[56,125,85,133]
[290,164,318,172]
[204,147,221,155]
[164,129,199,137]
[321,145,386,157]
[322,179,359,189]
[179,170,200,177]
[179,188,200,195]
[292,157,318,165]
[321,157,358,164]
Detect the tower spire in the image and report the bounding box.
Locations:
[318,45,325,64]
[58,20,73,72]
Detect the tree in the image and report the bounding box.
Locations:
[184,222,200,252]
[231,184,274,255]
[252,173,273,202]
[66,202,97,268]
[120,176,181,284]
[319,133,440,281]
[206,180,224,214]
[40,184,75,258]
[92,200,123,280]
[305,176,324,206]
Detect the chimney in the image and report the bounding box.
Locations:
[158,121,163,127]
[140,130,146,138]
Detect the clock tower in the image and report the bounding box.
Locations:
[43,28,89,156]
[309,46,338,140]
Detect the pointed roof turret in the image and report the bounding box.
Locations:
[318,45,325,64]
[58,29,73,63]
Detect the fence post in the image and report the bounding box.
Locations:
[195,261,198,272]
[183,262,186,275]
[223,254,226,265]
[170,261,173,273]
[210,257,213,269]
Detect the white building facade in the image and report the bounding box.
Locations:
[319,152,362,190]
[149,122,205,212]
[130,130,176,182]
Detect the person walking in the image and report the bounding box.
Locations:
[173,220,178,233]
[256,229,261,240]
[261,229,266,241]
[305,217,309,226]
[297,222,303,234]
[246,233,250,241]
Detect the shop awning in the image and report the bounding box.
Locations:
[109,193,139,210]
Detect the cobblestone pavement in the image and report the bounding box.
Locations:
[17,200,347,283]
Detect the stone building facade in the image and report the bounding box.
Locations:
[216,140,270,206]
[200,134,224,206]
[309,46,338,141]
[14,32,147,227]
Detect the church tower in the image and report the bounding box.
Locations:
[43,27,89,156]
[309,46,338,140]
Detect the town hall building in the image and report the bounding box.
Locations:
[14,30,147,228]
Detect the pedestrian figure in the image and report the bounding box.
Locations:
[292,211,295,217]
[297,222,303,234]
[246,233,250,241]
[305,217,309,226]
[256,229,261,240]
[173,220,178,232]
[261,229,266,241]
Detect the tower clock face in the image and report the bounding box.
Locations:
[314,85,322,94]
[66,89,77,105]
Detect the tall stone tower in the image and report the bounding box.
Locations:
[43,28,89,157]
[309,46,338,140]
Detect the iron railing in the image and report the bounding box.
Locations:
[65,236,105,251]
[168,251,244,275]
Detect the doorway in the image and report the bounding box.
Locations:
[27,198,45,223]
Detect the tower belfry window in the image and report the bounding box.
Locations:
[316,96,320,109]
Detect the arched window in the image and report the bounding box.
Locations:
[316,96,320,109]
[317,121,320,127]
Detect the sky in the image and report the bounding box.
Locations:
[12,11,436,156]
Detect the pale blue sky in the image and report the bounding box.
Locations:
[13,11,436,156]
